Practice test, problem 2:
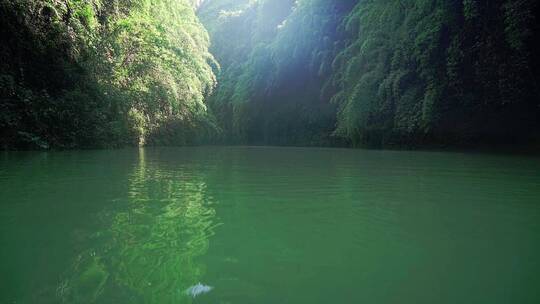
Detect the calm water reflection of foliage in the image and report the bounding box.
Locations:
[59,150,219,304]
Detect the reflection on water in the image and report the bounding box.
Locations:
[57,149,220,304]
[1,147,540,304]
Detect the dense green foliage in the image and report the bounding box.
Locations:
[1,0,217,149]
[330,0,540,146]
[2,0,539,149]
[201,0,540,147]
[199,0,352,145]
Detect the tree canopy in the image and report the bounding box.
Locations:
[200,0,539,147]
[1,0,539,149]
[1,0,217,149]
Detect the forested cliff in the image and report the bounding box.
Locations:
[200,0,540,147]
[2,0,539,149]
[1,0,218,149]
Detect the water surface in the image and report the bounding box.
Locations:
[1,147,539,303]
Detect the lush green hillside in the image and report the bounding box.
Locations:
[0,0,217,149]
[200,0,540,147]
[199,0,352,145]
[330,0,540,147]
[2,0,539,149]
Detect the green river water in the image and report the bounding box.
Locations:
[1,147,539,304]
